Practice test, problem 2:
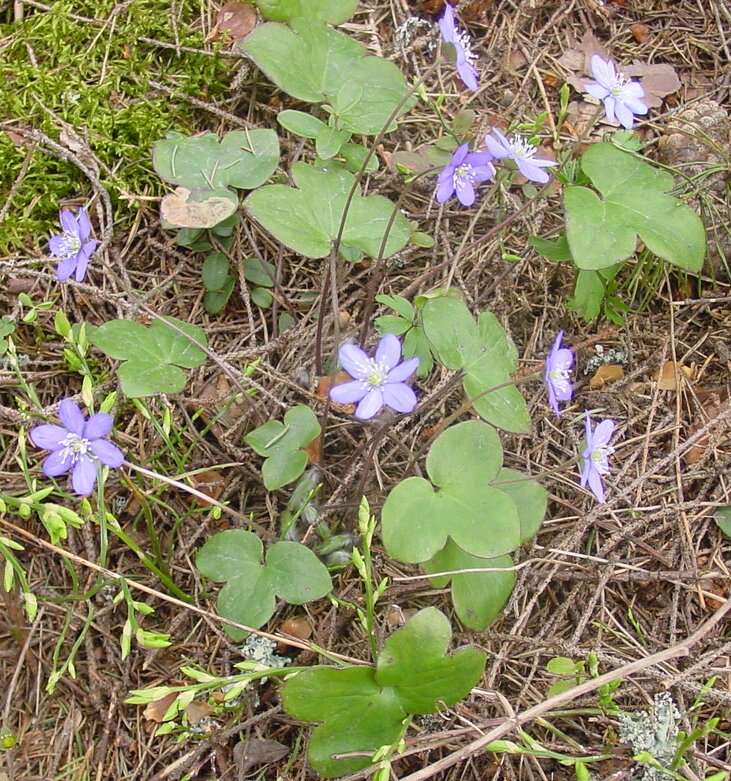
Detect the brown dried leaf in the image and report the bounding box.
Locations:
[392,150,432,174]
[189,470,226,507]
[279,615,312,641]
[558,30,611,86]
[590,364,625,389]
[656,361,693,391]
[199,373,248,428]
[233,738,289,775]
[623,62,681,108]
[630,23,651,44]
[144,692,178,723]
[185,700,214,725]
[216,2,257,42]
[161,187,236,229]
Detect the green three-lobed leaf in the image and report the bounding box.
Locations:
[282,607,485,777]
[244,405,321,490]
[245,162,411,260]
[565,143,705,272]
[382,421,523,563]
[241,19,414,136]
[89,316,208,397]
[196,529,332,641]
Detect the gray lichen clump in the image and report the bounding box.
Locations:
[619,692,681,781]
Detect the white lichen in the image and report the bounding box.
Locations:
[618,692,680,781]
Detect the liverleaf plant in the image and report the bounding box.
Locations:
[196,529,332,641]
[245,163,411,261]
[244,405,320,491]
[241,19,414,136]
[564,143,705,272]
[421,294,531,433]
[282,607,485,777]
[382,422,546,629]
[89,316,207,397]
[153,129,280,228]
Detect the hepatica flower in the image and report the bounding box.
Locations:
[49,207,98,283]
[30,399,124,496]
[585,55,648,130]
[438,2,479,91]
[436,143,496,207]
[544,331,574,416]
[484,129,557,184]
[330,334,419,420]
[580,416,615,504]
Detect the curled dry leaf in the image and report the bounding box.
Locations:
[143,692,178,723]
[216,1,257,43]
[279,615,313,642]
[185,700,214,726]
[558,30,610,91]
[630,23,651,44]
[189,470,226,507]
[622,62,682,109]
[161,187,237,229]
[233,738,289,774]
[590,364,625,389]
[656,361,694,391]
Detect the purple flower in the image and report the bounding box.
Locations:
[438,3,479,91]
[544,331,574,416]
[330,334,419,420]
[584,55,648,130]
[436,143,496,207]
[48,207,98,283]
[484,129,558,184]
[30,399,124,496]
[580,416,615,504]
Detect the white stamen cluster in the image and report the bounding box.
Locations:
[457,31,477,65]
[508,136,538,160]
[590,443,614,471]
[610,73,631,97]
[453,163,476,187]
[60,433,92,466]
[361,358,390,389]
[58,231,82,259]
[549,367,571,391]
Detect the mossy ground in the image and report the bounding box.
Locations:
[0,0,231,253]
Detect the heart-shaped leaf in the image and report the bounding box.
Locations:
[424,541,516,630]
[196,529,332,640]
[422,296,531,433]
[381,421,522,563]
[241,19,413,135]
[255,0,358,24]
[153,130,279,193]
[245,162,411,260]
[282,607,485,777]
[89,317,208,397]
[244,405,320,490]
[565,143,705,272]
[715,506,731,539]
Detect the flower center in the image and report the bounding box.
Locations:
[453,163,476,185]
[589,445,614,472]
[549,367,571,389]
[509,136,536,160]
[60,433,92,465]
[59,231,82,258]
[363,359,389,389]
[610,74,630,97]
[457,31,477,65]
